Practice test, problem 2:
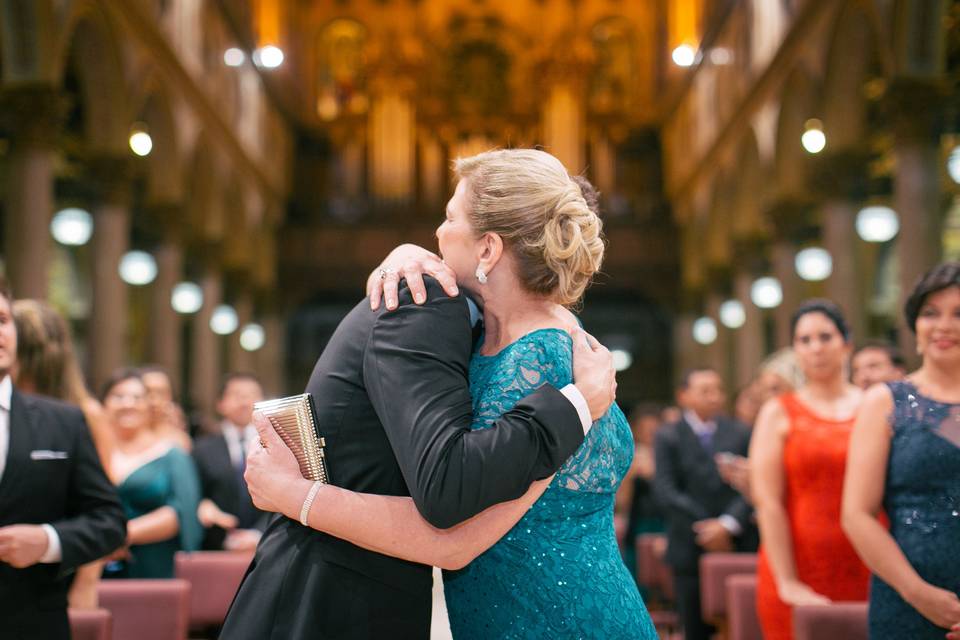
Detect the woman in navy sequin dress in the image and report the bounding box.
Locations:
[843,262,960,639]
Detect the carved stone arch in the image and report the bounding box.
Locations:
[821,2,881,151]
[774,67,820,199]
[706,170,736,273]
[131,83,183,206]
[220,170,251,273]
[0,0,64,84]
[184,133,224,245]
[889,0,948,78]
[733,128,770,240]
[61,5,128,153]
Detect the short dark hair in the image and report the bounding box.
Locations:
[100,367,145,402]
[218,371,263,399]
[904,262,960,333]
[677,366,718,390]
[853,340,906,369]
[790,298,851,343]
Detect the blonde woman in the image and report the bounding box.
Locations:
[12,300,113,609]
[227,150,654,639]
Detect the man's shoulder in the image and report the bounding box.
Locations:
[193,433,226,456]
[656,420,688,444]
[396,276,468,310]
[19,391,84,422]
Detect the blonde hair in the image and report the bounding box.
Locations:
[454,149,605,307]
[13,300,92,405]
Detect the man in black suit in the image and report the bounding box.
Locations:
[193,372,268,551]
[0,284,127,639]
[221,263,614,639]
[653,366,756,640]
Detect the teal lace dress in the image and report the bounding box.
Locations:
[443,329,657,639]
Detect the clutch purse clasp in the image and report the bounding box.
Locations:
[253,393,329,483]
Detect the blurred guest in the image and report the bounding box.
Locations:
[193,372,268,551]
[653,368,756,640]
[616,403,665,585]
[843,263,960,639]
[0,284,126,639]
[755,348,804,404]
[12,300,114,608]
[139,365,192,451]
[751,300,868,640]
[661,405,682,425]
[102,369,202,578]
[850,341,906,390]
[734,382,763,428]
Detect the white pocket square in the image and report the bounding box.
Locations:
[30,450,69,460]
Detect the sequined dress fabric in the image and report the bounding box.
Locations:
[443,329,656,639]
[869,381,960,639]
[755,393,871,640]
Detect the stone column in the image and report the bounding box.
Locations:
[88,156,135,392]
[674,313,698,384]
[734,269,765,389]
[706,292,732,388]
[0,86,66,299]
[810,149,872,340]
[542,82,585,173]
[228,293,254,373]
[150,238,183,386]
[822,200,862,337]
[191,268,222,426]
[772,241,800,349]
[888,81,944,362]
[256,314,285,397]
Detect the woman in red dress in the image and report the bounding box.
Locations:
[750,299,870,640]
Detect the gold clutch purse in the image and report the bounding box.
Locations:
[253,393,330,483]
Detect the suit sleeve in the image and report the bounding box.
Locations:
[363,283,585,529]
[721,423,754,531]
[652,427,710,522]
[51,410,127,571]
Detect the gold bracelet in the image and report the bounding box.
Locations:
[299,481,323,527]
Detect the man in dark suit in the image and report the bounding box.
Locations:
[193,372,268,551]
[0,284,127,639]
[653,366,757,640]
[221,268,614,639]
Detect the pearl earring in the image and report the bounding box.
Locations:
[475,267,488,284]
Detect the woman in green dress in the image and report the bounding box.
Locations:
[101,369,202,578]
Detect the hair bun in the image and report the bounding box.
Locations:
[570,175,600,216]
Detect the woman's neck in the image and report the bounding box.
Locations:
[114,427,157,453]
[912,360,960,401]
[477,280,560,354]
[801,373,851,401]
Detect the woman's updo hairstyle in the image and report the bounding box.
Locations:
[454,149,605,307]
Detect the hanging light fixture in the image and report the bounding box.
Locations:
[855,206,900,243]
[240,323,266,351]
[118,251,157,285]
[751,277,783,309]
[171,282,203,314]
[719,299,746,329]
[50,208,93,246]
[801,119,826,154]
[210,305,239,335]
[795,247,833,282]
[692,317,718,345]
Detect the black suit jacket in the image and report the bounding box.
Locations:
[222,279,585,639]
[193,430,267,550]
[653,416,757,575]
[0,389,127,640]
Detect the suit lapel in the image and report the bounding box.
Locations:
[0,390,35,506]
[712,418,740,454]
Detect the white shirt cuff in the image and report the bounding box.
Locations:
[39,524,62,563]
[560,384,593,434]
[718,514,743,537]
